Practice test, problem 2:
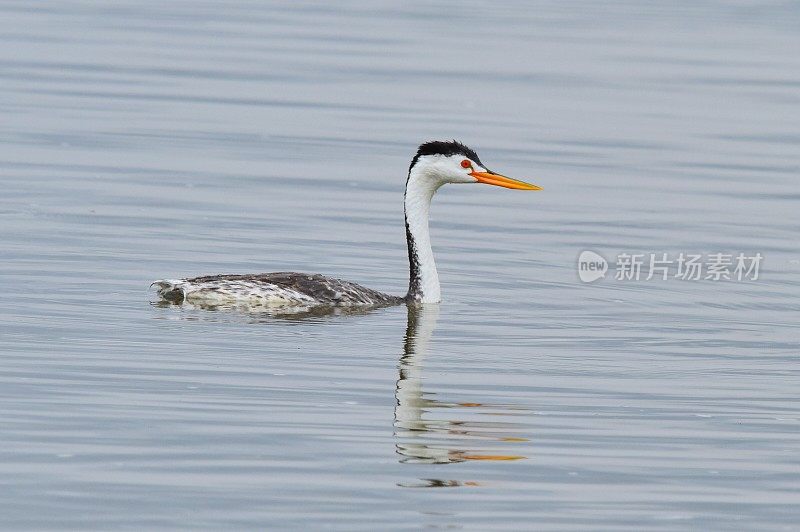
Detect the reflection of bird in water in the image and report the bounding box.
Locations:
[152,141,540,309]
[395,305,528,465]
[155,283,528,478]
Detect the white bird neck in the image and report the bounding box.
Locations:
[404,169,442,303]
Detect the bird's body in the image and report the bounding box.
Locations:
[153,272,403,307]
[152,141,540,309]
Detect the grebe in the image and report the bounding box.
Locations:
[152,140,541,307]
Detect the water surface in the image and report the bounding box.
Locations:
[1,1,799,530]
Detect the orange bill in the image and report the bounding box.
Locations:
[470,171,542,191]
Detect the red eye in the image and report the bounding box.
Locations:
[460,159,472,169]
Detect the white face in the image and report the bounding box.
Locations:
[413,154,488,186]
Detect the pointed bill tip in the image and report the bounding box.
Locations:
[470,171,542,190]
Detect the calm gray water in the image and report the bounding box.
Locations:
[1,1,799,530]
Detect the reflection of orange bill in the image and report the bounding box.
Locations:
[461,454,526,461]
[501,437,529,442]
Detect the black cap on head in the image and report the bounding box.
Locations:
[409,140,484,174]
